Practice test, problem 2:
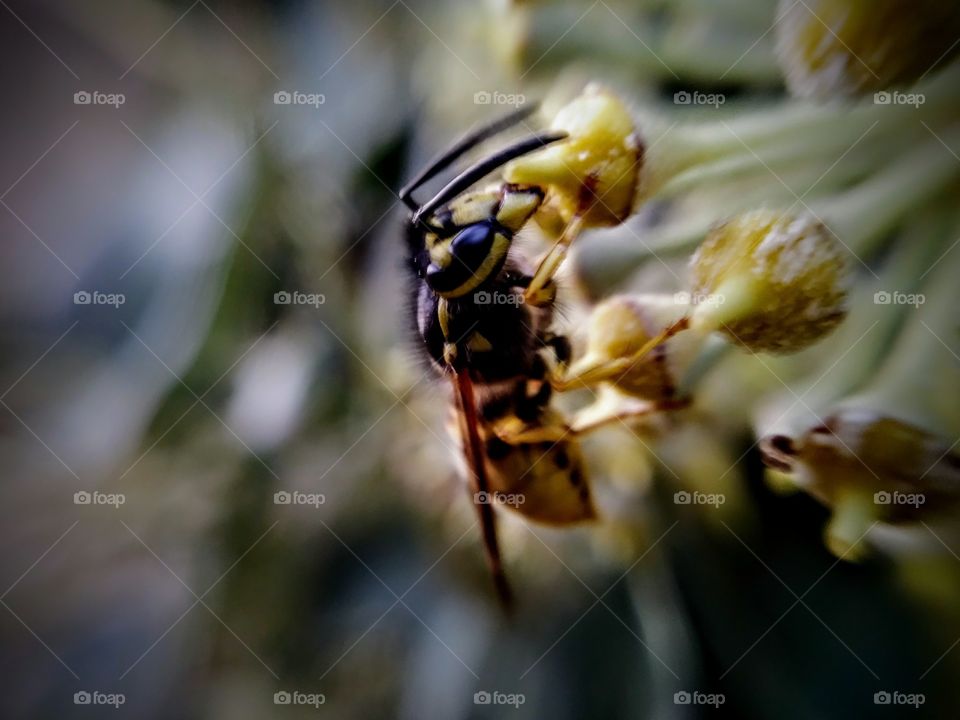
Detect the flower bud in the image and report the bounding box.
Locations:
[775,0,960,99]
[689,210,850,353]
[566,293,701,400]
[504,85,642,228]
[761,412,960,558]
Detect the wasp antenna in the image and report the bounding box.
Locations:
[453,371,514,611]
[400,104,541,211]
[414,130,568,224]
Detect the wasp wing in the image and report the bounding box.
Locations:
[452,370,512,609]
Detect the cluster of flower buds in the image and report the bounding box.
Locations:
[757,227,960,559]
[404,0,960,587]
[506,90,854,363]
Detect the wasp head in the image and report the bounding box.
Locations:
[417,184,543,298]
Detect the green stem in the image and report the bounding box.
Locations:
[639,61,960,202]
[814,127,960,255]
[825,491,876,561]
[838,210,960,437]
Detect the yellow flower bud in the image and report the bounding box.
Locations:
[762,412,960,558]
[566,294,700,400]
[504,84,642,228]
[775,0,960,99]
[689,210,850,353]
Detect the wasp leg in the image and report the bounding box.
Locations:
[537,334,572,392]
[491,414,571,445]
[501,269,558,309]
[570,395,691,435]
[551,316,691,392]
[490,392,688,446]
[523,214,586,304]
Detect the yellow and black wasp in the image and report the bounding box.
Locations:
[399,105,673,607]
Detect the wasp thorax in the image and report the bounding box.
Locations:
[568,294,699,400]
[775,0,960,99]
[503,85,642,228]
[689,210,850,354]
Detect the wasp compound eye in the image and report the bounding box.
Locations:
[426,221,509,298]
[451,221,495,265]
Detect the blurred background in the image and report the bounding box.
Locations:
[1,0,958,717]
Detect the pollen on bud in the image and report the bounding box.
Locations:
[775,0,960,99]
[689,210,850,354]
[567,294,699,400]
[503,84,642,228]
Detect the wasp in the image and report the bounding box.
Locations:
[399,105,675,607]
